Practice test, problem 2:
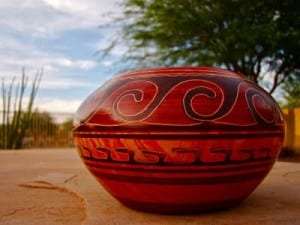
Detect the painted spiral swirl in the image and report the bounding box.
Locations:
[76,74,282,128]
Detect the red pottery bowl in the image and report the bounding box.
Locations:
[73,67,284,214]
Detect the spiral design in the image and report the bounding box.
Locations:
[112,80,159,121]
[76,74,282,128]
[246,87,276,124]
[182,80,224,121]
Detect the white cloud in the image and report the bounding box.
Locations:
[42,0,89,13]
[35,97,82,113]
[0,37,29,51]
[54,57,96,70]
[39,75,93,90]
[0,34,97,88]
[0,0,122,114]
[75,60,97,70]
[0,0,120,81]
[0,0,123,38]
[0,54,97,89]
[0,97,78,113]
[101,60,113,67]
[56,58,73,67]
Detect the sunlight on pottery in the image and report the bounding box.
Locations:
[73,67,285,214]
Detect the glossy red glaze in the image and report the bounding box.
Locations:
[73,67,285,214]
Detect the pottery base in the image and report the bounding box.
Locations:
[118,197,244,214]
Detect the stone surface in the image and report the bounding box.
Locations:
[0,149,299,225]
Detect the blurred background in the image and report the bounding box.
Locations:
[0,0,299,155]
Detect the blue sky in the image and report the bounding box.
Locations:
[0,0,123,113]
[0,0,286,115]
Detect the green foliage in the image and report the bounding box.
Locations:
[103,0,300,93]
[281,76,300,108]
[1,69,43,149]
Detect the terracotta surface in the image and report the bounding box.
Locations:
[73,67,284,213]
[0,149,299,225]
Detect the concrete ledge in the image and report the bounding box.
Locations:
[0,149,299,225]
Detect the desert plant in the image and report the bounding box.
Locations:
[1,68,43,149]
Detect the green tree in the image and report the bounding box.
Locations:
[102,0,300,94]
[281,76,300,108]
